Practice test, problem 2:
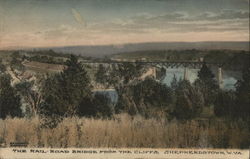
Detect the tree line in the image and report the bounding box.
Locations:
[0,55,249,127]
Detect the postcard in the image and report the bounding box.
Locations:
[0,0,249,159]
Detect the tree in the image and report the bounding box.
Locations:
[173,80,204,120]
[101,62,146,115]
[11,51,22,59]
[95,64,109,88]
[107,63,146,87]
[170,74,179,90]
[135,78,172,107]
[235,58,250,119]
[9,56,25,82]
[115,86,138,115]
[40,55,92,118]
[214,90,236,118]
[15,80,42,117]
[194,63,219,106]
[115,78,173,117]
[78,93,113,118]
[60,55,92,114]
[0,74,22,119]
[40,73,66,117]
[197,63,216,81]
[0,59,6,74]
[156,67,166,82]
[10,56,25,72]
[93,93,113,118]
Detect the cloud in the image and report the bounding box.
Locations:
[71,8,86,26]
[131,9,249,24]
[94,9,249,34]
[1,0,248,49]
[194,10,249,21]
[42,25,74,39]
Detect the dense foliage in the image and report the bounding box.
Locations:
[0,50,249,148]
[194,63,219,106]
[173,80,204,120]
[115,78,173,117]
[0,53,249,124]
[0,74,22,119]
[40,55,92,118]
[235,60,250,119]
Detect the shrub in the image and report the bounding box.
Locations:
[173,80,204,120]
[0,74,22,119]
[214,90,236,118]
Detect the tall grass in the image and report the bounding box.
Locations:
[0,114,249,148]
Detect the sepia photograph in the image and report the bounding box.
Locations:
[0,0,249,158]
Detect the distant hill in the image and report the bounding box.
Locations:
[3,41,249,58]
[47,41,249,57]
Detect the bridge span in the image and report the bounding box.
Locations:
[81,60,224,88]
[81,60,223,68]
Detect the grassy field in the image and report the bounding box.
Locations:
[0,114,249,148]
[22,61,65,73]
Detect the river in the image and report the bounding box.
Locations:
[162,67,241,90]
[94,67,241,104]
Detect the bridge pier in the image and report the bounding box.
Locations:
[184,67,188,81]
[217,67,223,89]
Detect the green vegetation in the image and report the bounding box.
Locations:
[214,90,236,118]
[15,80,42,117]
[0,60,6,73]
[173,80,204,120]
[115,78,173,117]
[194,63,219,106]
[235,59,250,119]
[40,55,92,118]
[0,49,249,148]
[78,93,113,118]
[95,64,109,88]
[0,74,22,119]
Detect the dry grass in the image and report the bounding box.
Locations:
[22,61,64,72]
[0,114,249,148]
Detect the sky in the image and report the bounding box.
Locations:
[0,0,249,48]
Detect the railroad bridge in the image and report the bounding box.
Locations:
[81,60,224,88]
